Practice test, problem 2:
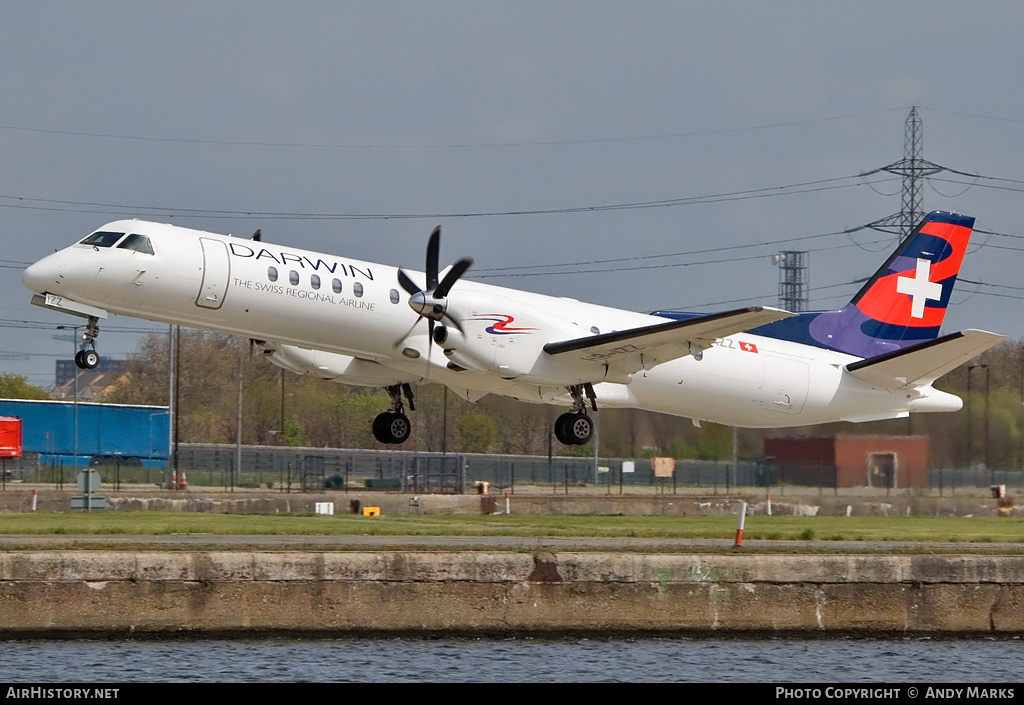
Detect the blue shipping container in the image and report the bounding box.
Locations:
[0,399,169,468]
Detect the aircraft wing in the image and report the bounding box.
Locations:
[543,306,794,375]
[845,329,1004,389]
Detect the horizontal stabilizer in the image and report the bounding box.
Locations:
[845,329,1004,389]
[543,306,794,376]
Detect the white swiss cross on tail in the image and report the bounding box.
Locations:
[895,258,942,319]
[739,341,758,353]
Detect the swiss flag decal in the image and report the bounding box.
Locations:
[739,341,758,353]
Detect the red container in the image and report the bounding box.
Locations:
[0,417,22,459]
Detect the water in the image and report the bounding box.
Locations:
[1,637,1021,683]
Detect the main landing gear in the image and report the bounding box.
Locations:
[73,317,101,370]
[373,383,416,444]
[554,383,597,446]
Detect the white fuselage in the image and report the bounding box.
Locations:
[22,219,961,428]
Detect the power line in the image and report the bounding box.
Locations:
[478,236,893,280]
[959,278,1024,292]
[920,106,1024,128]
[926,175,1024,194]
[665,278,867,312]
[475,225,870,274]
[0,319,158,334]
[0,173,889,221]
[0,108,908,150]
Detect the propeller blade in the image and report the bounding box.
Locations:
[397,268,422,297]
[442,314,464,335]
[427,319,436,365]
[392,316,423,348]
[433,257,473,298]
[426,226,441,292]
[394,226,472,355]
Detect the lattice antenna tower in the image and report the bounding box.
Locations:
[900,106,924,239]
[868,106,944,241]
[772,250,808,312]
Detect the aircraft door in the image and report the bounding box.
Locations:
[760,356,809,414]
[196,238,230,310]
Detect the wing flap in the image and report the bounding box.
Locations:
[845,329,1004,389]
[543,306,794,375]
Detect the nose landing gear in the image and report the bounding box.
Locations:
[73,317,101,370]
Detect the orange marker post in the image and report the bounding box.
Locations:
[734,501,747,547]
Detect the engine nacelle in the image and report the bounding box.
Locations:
[442,346,493,374]
[262,343,405,387]
[439,326,629,384]
[438,290,631,384]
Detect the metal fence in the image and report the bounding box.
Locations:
[169,445,768,492]
[4,445,1024,494]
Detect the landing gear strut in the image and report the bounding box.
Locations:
[73,317,101,370]
[373,383,415,445]
[554,383,597,445]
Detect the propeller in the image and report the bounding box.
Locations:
[247,227,262,354]
[394,226,473,349]
[250,229,263,357]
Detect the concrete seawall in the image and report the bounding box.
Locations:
[3,551,1023,635]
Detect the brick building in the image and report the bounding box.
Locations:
[763,435,929,489]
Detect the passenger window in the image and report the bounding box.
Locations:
[590,326,601,334]
[116,234,155,255]
[389,289,400,304]
[332,279,342,294]
[80,231,124,248]
[353,282,364,297]
[310,274,321,290]
[268,267,278,282]
[289,270,299,286]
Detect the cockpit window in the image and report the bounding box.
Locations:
[116,233,155,255]
[80,231,124,248]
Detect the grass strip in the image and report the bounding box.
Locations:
[0,512,1019,543]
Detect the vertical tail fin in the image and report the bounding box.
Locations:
[807,210,974,358]
[653,211,976,359]
[739,211,975,358]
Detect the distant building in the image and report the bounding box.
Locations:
[763,435,929,489]
[53,358,127,400]
[55,358,126,387]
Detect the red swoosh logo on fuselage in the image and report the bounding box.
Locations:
[473,314,536,335]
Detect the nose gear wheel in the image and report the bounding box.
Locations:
[73,316,102,369]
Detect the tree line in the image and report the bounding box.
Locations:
[7,329,1024,469]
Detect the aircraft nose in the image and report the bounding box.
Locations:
[21,254,63,294]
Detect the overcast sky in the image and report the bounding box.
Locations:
[3,1,1024,386]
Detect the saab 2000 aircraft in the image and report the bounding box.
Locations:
[22,211,1003,446]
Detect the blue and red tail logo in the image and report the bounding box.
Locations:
[799,211,974,357]
[687,211,979,359]
[851,211,971,333]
